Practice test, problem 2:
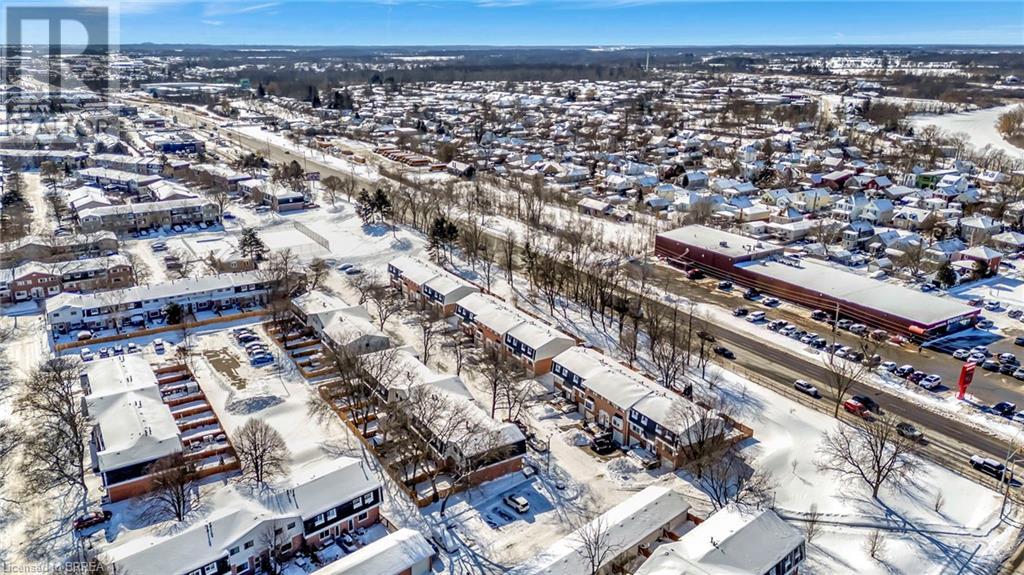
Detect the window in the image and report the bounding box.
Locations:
[357,511,368,522]
[274,527,283,536]
[203,564,217,575]
[229,546,239,556]
[584,398,594,412]
[244,541,254,550]
[612,416,623,430]
[314,513,325,526]
[188,570,201,575]
[235,563,249,574]
[320,530,329,539]
[327,509,337,520]
[353,497,362,510]
[279,542,292,554]
[363,492,374,505]
[287,522,296,530]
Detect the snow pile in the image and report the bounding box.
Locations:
[604,457,644,485]
[560,430,590,447]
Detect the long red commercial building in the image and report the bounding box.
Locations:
[655,225,980,340]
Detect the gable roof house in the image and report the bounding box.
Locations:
[959,215,1002,246]
[292,290,390,357]
[387,256,479,316]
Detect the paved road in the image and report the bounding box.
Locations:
[144,99,1014,466]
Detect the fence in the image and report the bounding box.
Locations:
[54,310,268,351]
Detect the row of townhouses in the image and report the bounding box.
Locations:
[0,254,133,303]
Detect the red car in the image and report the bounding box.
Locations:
[73,510,112,531]
[843,399,872,418]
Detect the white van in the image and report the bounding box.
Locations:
[746,311,766,323]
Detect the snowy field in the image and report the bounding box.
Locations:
[911,105,1024,161]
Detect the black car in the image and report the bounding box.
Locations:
[983,360,1001,371]
[590,433,616,455]
[990,402,1017,417]
[908,371,927,384]
[717,281,733,291]
[1015,336,1024,347]
[1000,363,1018,375]
[732,307,749,317]
[810,309,829,321]
[846,351,865,363]
[971,455,1011,482]
[713,346,735,359]
[851,395,880,413]
[743,288,761,300]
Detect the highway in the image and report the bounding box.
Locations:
[143,98,1017,472]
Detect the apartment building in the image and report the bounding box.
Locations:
[77,198,220,233]
[551,346,722,468]
[454,292,574,375]
[387,256,479,316]
[99,458,382,575]
[0,254,134,303]
[44,272,269,334]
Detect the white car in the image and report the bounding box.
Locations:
[779,325,797,336]
[920,375,942,390]
[880,361,898,372]
[952,349,970,360]
[503,494,530,514]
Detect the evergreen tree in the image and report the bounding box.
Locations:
[356,189,374,225]
[936,261,957,288]
[256,82,266,99]
[238,227,267,262]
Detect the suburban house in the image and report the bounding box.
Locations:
[44,271,270,334]
[387,256,479,316]
[99,457,382,575]
[309,529,435,575]
[959,215,1002,246]
[509,486,692,575]
[454,292,575,375]
[634,505,805,575]
[88,153,164,175]
[76,198,220,233]
[0,254,133,303]
[0,232,119,267]
[551,346,722,468]
[292,290,391,356]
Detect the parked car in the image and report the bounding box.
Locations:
[971,455,1011,481]
[628,447,660,470]
[80,348,94,362]
[1000,353,1018,364]
[713,346,735,359]
[880,361,898,372]
[799,333,817,345]
[762,297,780,307]
[503,494,530,514]
[1015,336,1024,347]
[920,375,942,390]
[717,281,732,291]
[810,309,829,321]
[908,371,927,384]
[896,422,924,441]
[1010,309,1024,320]
[250,354,274,367]
[779,325,797,336]
[732,307,749,317]
[98,347,111,358]
[746,311,766,323]
[983,360,1001,371]
[836,319,854,330]
[76,330,93,341]
[793,380,821,398]
[894,365,915,377]
[846,350,865,363]
[971,345,991,356]
[953,349,970,360]
[991,402,1017,417]
[126,342,139,354]
[1000,363,1018,376]
[1013,412,1024,425]
[985,301,1002,311]
[113,344,125,356]
[1012,367,1024,381]
[977,318,994,329]
[743,288,760,300]
[151,241,168,252]
[849,324,868,335]
[590,433,616,455]
[153,338,165,353]
[73,510,112,531]
[920,283,936,292]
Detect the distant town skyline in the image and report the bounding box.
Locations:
[25,1,1024,47]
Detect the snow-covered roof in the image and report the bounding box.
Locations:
[634,505,804,575]
[101,457,379,575]
[83,356,181,472]
[389,255,442,286]
[509,486,691,575]
[310,528,434,575]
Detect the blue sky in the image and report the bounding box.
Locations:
[23,1,1024,46]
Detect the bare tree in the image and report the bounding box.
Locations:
[417,309,440,366]
[816,415,920,499]
[232,419,290,485]
[448,329,473,376]
[822,335,876,418]
[258,520,288,575]
[307,257,330,291]
[366,278,404,331]
[670,396,730,479]
[864,528,887,560]
[168,249,194,280]
[572,514,620,575]
[696,450,776,511]
[479,349,518,418]
[805,503,821,543]
[16,356,91,515]
[140,453,198,522]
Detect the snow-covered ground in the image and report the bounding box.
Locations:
[911,105,1024,161]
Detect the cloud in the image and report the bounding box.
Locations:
[202,19,225,25]
[202,1,280,16]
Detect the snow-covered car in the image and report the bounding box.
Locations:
[73,510,111,531]
[80,348,94,362]
[127,342,140,354]
[779,325,797,336]
[985,300,1001,311]
[977,319,994,329]
[153,338,165,353]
